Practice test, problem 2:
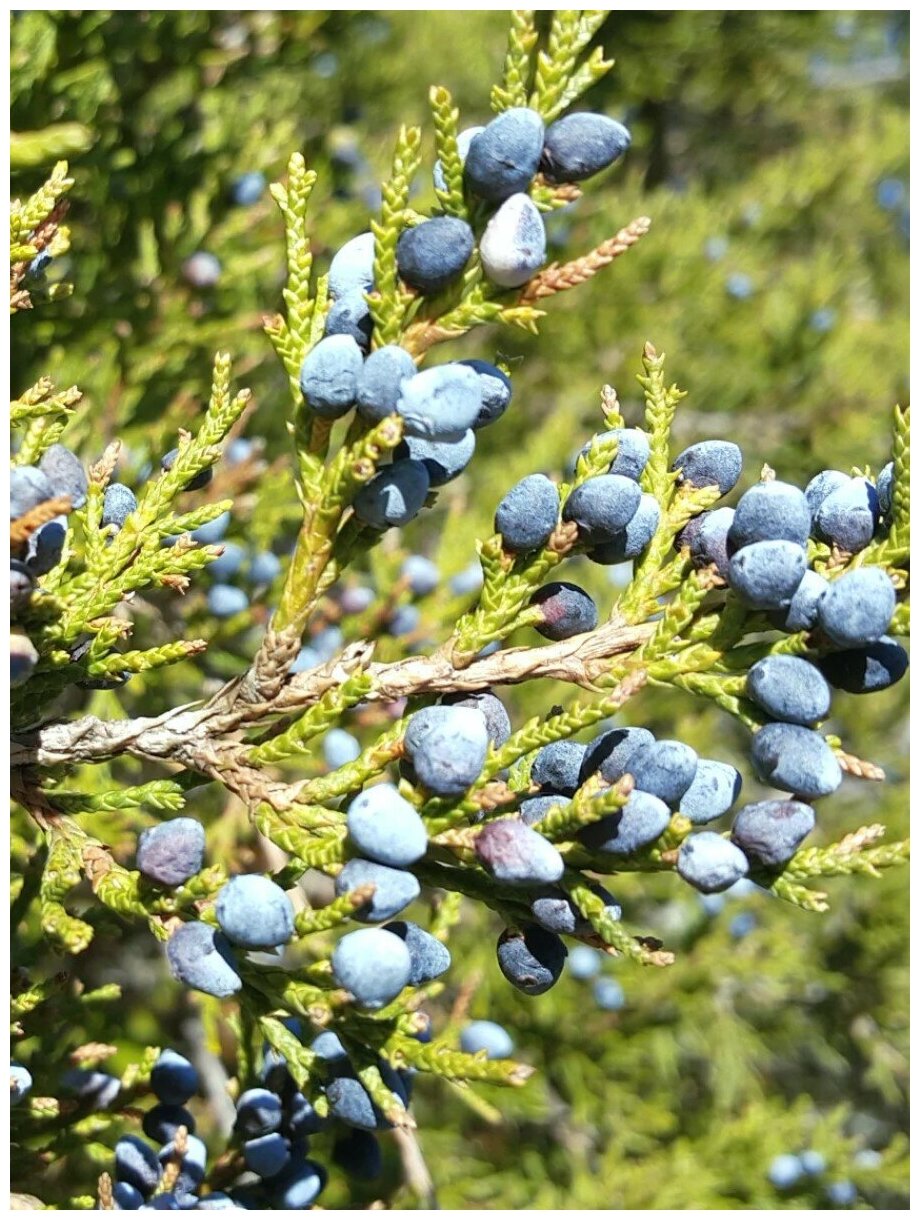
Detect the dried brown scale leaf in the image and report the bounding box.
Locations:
[837,824,888,852]
[96,1173,114,1211]
[88,441,121,488]
[519,216,652,304]
[69,1043,117,1066]
[473,781,518,812]
[532,173,582,205]
[156,1125,188,1194]
[835,750,886,781]
[81,844,116,890]
[392,318,464,358]
[10,496,72,550]
[547,519,580,554]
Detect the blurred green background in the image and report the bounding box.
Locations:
[11,9,908,1210]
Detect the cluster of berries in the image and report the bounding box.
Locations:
[106,1022,435,1210]
[300,329,512,528]
[767,1148,862,1208]
[297,107,631,531]
[106,1047,327,1210]
[11,444,90,687]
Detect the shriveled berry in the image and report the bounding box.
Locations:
[396,216,474,295]
[356,344,418,422]
[816,567,895,647]
[464,108,545,201]
[728,480,811,550]
[677,759,742,824]
[299,335,363,418]
[475,818,564,885]
[216,875,294,949]
[541,112,631,183]
[577,790,671,854]
[747,655,832,725]
[496,924,567,995]
[732,799,816,867]
[495,474,559,553]
[137,819,205,888]
[334,859,421,923]
[728,541,808,609]
[563,474,642,543]
[531,740,587,796]
[750,723,842,799]
[346,783,428,868]
[530,581,598,640]
[353,460,430,530]
[676,832,750,893]
[671,440,743,496]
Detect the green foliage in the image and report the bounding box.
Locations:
[10,8,908,1211]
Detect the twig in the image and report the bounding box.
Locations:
[392,1126,439,1209]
